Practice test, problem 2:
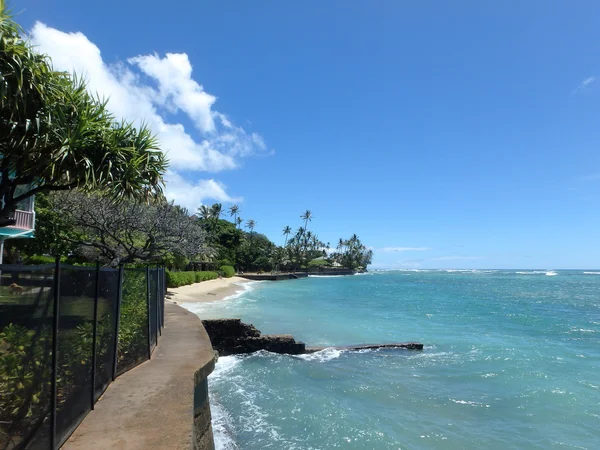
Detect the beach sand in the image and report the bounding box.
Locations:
[167,276,249,304]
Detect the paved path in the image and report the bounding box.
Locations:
[63,303,215,450]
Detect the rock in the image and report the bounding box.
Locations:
[201,319,305,356]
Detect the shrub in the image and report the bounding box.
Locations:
[195,271,219,283]
[166,271,196,288]
[220,265,235,278]
[24,254,63,265]
[166,270,219,287]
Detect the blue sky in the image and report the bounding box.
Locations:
[17,0,600,269]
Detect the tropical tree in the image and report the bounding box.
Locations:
[48,190,209,266]
[301,210,312,234]
[210,203,222,222]
[282,225,292,247]
[0,6,166,222]
[228,204,240,225]
[197,205,212,221]
[245,220,256,239]
[236,216,243,229]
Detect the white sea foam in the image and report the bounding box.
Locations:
[583,271,600,275]
[222,280,264,301]
[295,347,343,362]
[210,355,243,381]
[211,400,240,450]
[515,270,558,276]
[308,275,343,278]
[451,399,490,407]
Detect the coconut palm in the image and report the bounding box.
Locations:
[228,204,240,225]
[301,210,312,233]
[245,219,256,236]
[211,203,222,221]
[236,216,243,229]
[197,205,212,221]
[282,225,292,247]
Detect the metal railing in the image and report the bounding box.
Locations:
[6,210,35,230]
[0,261,166,450]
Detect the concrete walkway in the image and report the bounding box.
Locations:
[63,303,215,450]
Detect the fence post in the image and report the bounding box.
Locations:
[50,257,61,450]
[112,265,124,381]
[161,267,165,328]
[90,261,100,409]
[146,266,152,360]
[156,265,161,337]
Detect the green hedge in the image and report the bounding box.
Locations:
[220,265,235,278]
[166,270,219,288]
[195,271,219,283]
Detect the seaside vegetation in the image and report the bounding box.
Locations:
[166,270,219,288]
[0,2,166,225]
[0,8,371,276]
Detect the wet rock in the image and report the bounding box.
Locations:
[201,319,305,356]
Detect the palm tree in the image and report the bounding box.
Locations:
[301,210,312,233]
[211,203,222,222]
[197,205,211,221]
[236,216,243,229]
[282,225,292,247]
[245,219,256,237]
[228,204,239,225]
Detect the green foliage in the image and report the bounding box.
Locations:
[220,265,235,278]
[0,324,51,440]
[166,270,219,287]
[166,271,195,288]
[308,258,329,267]
[23,254,59,265]
[195,271,219,283]
[0,5,167,220]
[118,270,148,369]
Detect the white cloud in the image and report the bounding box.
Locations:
[429,256,482,261]
[30,22,269,206]
[164,172,242,213]
[379,247,431,252]
[573,76,596,93]
[129,53,217,133]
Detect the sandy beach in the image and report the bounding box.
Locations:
[167,276,249,304]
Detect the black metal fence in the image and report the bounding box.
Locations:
[0,261,166,450]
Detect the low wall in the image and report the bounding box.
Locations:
[193,354,216,450]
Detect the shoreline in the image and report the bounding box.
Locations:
[167,276,249,304]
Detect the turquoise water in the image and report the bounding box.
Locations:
[183,270,600,449]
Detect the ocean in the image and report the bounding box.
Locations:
[183,270,600,450]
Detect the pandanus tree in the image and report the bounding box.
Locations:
[0,5,166,222]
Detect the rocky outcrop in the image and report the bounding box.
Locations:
[201,319,306,356]
[306,342,424,352]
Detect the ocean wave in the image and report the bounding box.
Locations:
[515,271,558,276]
[211,400,240,450]
[294,347,343,362]
[210,355,243,381]
[308,275,343,278]
[583,271,600,275]
[222,280,264,301]
[450,399,490,408]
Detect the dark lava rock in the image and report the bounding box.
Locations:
[201,319,306,356]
